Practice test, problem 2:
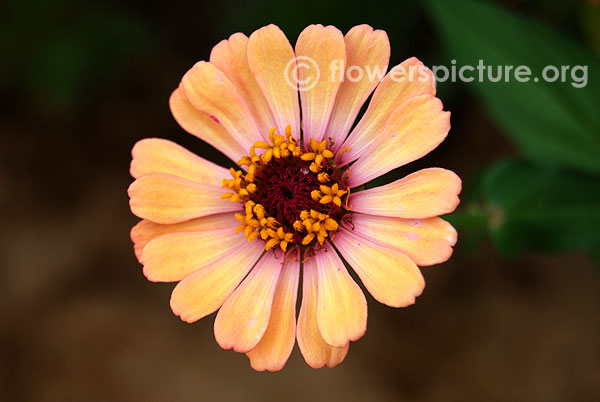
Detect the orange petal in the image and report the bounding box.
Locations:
[181,61,264,150]
[141,227,246,282]
[339,57,436,165]
[170,240,264,323]
[295,24,345,143]
[333,227,425,307]
[247,24,300,136]
[315,242,367,348]
[350,168,461,218]
[349,214,457,266]
[130,138,229,187]
[348,94,450,187]
[297,257,349,369]
[246,255,300,371]
[214,253,283,353]
[169,87,246,162]
[128,173,239,224]
[130,213,237,261]
[210,33,276,136]
[325,25,390,152]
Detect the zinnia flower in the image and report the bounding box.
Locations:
[128,24,460,371]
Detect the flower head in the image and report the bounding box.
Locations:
[128,24,461,371]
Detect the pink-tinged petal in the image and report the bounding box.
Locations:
[246,255,300,371]
[141,226,246,282]
[316,242,368,348]
[210,33,276,136]
[169,88,246,162]
[128,173,239,224]
[181,61,264,150]
[325,25,390,152]
[297,257,349,369]
[339,58,436,165]
[295,24,345,143]
[349,214,457,266]
[333,227,425,308]
[170,240,264,323]
[214,253,283,353]
[348,94,451,187]
[350,168,461,219]
[247,24,300,136]
[130,213,237,261]
[130,138,229,187]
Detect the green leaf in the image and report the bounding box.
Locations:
[481,159,600,258]
[425,0,600,173]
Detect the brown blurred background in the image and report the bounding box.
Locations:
[1,0,599,401]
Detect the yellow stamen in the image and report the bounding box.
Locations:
[337,146,351,158]
[317,234,326,245]
[223,127,349,254]
[301,152,316,161]
[302,233,315,245]
[345,186,351,209]
[247,231,259,242]
[265,238,279,250]
[322,149,334,159]
[311,190,322,202]
[244,225,254,240]
[317,172,330,183]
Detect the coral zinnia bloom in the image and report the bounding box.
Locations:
[128,24,460,371]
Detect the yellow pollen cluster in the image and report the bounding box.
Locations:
[300,139,335,173]
[234,201,294,251]
[317,172,330,183]
[293,209,339,246]
[311,183,347,207]
[222,126,346,253]
[237,125,302,182]
[221,168,254,203]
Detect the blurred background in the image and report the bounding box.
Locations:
[1,0,599,400]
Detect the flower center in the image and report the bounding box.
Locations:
[252,158,318,228]
[221,125,350,253]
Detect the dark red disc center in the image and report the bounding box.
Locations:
[251,159,321,231]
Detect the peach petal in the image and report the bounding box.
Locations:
[214,253,283,353]
[141,225,246,283]
[170,240,264,323]
[130,213,237,261]
[315,242,367,348]
[339,57,436,165]
[181,61,264,150]
[350,168,461,219]
[247,24,301,136]
[210,33,276,136]
[295,24,345,143]
[246,256,300,371]
[333,227,425,308]
[128,173,239,224]
[169,88,246,162]
[297,257,349,369]
[325,25,390,152]
[348,214,457,266]
[130,138,229,187]
[348,94,451,187]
